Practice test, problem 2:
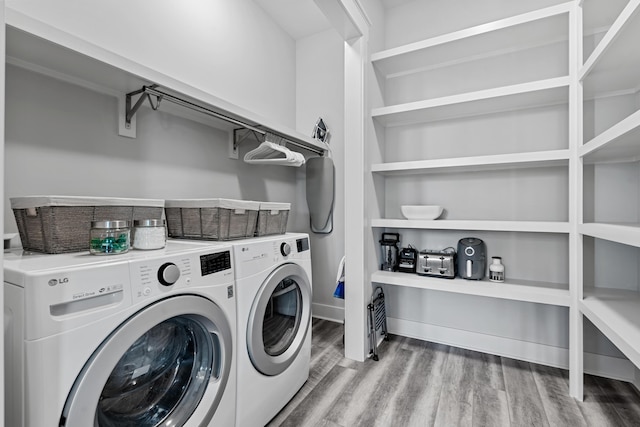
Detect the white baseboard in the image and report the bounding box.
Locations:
[387,317,636,383]
[312,303,344,323]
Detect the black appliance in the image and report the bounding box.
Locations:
[398,246,418,273]
[457,237,486,280]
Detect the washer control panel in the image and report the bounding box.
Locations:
[200,251,231,276]
[130,249,233,302]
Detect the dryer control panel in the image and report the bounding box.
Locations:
[233,234,311,278]
[296,237,309,253]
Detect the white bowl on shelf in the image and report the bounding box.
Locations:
[401,205,443,220]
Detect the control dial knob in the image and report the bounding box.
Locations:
[158,262,180,286]
[280,242,291,257]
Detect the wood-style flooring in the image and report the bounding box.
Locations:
[267,318,640,427]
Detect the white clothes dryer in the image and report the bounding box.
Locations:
[4,240,237,427]
[232,233,312,427]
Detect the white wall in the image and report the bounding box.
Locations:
[295,29,346,321]
[6,0,297,127]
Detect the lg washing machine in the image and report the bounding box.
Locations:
[4,240,236,427]
[232,233,312,427]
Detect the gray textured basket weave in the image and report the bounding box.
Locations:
[11,196,163,254]
[165,199,259,241]
[256,202,290,236]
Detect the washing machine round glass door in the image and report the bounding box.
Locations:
[60,295,232,427]
[247,262,312,376]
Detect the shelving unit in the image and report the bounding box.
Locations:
[368,1,573,267]
[367,0,640,397]
[579,109,640,163]
[577,0,640,393]
[372,271,570,307]
[371,3,571,78]
[580,223,640,248]
[581,288,640,368]
[581,0,629,59]
[371,77,570,126]
[371,149,570,175]
[580,0,640,98]
[372,219,570,234]
[366,0,582,398]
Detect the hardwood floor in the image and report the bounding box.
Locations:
[267,318,640,427]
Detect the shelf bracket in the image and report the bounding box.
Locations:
[233,128,263,151]
[125,84,162,129]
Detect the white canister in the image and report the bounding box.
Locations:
[132,219,167,250]
[489,256,505,282]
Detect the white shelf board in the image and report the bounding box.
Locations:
[371,219,570,234]
[372,271,570,307]
[581,288,640,369]
[580,223,640,248]
[371,149,570,175]
[371,77,570,127]
[580,0,640,98]
[582,0,629,38]
[371,3,570,77]
[4,9,327,153]
[580,109,640,164]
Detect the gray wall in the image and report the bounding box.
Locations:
[295,29,346,321]
[4,65,299,229]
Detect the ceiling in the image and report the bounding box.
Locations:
[254,0,416,40]
[253,0,332,40]
[381,0,415,8]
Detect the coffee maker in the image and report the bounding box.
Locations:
[379,232,400,271]
[457,237,486,280]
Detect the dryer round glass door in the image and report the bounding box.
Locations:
[60,295,232,427]
[247,262,312,376]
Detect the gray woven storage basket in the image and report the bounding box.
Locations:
[11,196,164,254]
[256,202,290,236]
[165,198,259,240]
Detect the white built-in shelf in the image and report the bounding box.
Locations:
[580,223,640,248]
[371,219,570,234]
[582,0,629,39]
[371,3,571,78]
[580,108,640,164]
[371,77,570,126]
[372,270,570,307]
[580,0,640,98]
[4,9,327,154]
[581,287,640,368]
[371,149,570,175]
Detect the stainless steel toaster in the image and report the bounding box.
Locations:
[417,249,456,278]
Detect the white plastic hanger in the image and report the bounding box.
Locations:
[244,133,305,167]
